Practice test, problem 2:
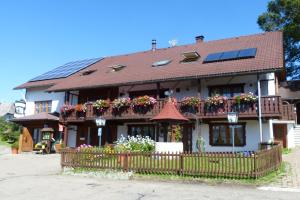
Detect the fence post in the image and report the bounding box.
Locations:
[60,150,64,171]
[179,153,184,176]
[254,153,258,179]
[123,152,128,172]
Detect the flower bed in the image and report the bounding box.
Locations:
[131,95,157,114]
[111,98,131,115]
[114,135,155,152]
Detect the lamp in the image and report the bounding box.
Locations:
[227,112,238,153]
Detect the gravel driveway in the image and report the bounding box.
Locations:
[0,153,299,200]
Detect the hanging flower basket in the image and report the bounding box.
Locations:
[132,95,157,114]
[180,97,201,113]
[60,104,75,116]
[93,99,110,116]
[111,97,131,115]
[205,95,227,113]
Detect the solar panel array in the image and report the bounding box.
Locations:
[30,58,102,82]
[204,48,257,63]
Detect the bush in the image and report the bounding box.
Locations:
[114,135,155,152]
[0,117,20,144]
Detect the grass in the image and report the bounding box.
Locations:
[282,148,292,155]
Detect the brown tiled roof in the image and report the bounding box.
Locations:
[14,78,63,90]
[16,31,284,91]
[151,101,188,122]
[11,112,59,122]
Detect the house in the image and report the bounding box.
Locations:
[14,31,297,152]
[0,103,15,121]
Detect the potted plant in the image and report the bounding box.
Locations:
[11,141,19,154]
[93,99,110,116]
[180,97,201,113]
[205,95,227,113]
[131,95,157,114]
[75,103,87,118]
[60,104,75,116]
[111,97,131,115]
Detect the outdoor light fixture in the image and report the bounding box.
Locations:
[227,112,238,153]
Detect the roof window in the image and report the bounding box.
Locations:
[81,69,97,76]
[109,64,126,72]
[181,51,200,62]
[152,60,172,67]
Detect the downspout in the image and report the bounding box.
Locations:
[257,74,263,143]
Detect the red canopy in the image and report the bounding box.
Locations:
[151,101,188,122]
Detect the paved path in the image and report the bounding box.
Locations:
[269,147,300,189]
[1,153,299,200]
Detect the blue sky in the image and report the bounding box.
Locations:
[0,0,269,102]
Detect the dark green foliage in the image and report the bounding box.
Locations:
[258,0,300,79]
[0,117,20,144]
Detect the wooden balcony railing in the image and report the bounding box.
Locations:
[60,96,296,122]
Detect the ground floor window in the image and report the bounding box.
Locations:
[128,124,155,140]
[209,123,246,146]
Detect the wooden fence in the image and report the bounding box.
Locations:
[60,145,282,179]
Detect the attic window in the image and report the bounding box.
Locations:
[181,51,200,62]
[109,64,126,72]
[152,60,172,67]
[81,69,97,76]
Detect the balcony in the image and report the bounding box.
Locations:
[60,96,296,122]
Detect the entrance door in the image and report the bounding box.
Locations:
[67,125,77,147]
[296,103,300,125]
[182,124,193,152]
[21,127,33,152]
[273,124,287,148]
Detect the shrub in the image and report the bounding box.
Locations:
[114,135,155,152]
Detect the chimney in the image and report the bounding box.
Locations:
[152,39,156,51]
[195,35,204,43]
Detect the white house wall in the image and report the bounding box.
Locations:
[25,87,65,115]
[191,120,271,152]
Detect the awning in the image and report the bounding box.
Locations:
[151,101,188,122]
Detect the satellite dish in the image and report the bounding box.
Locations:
[168,39,178,47]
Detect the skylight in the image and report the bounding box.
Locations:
[109,64,126,72]
[181,51,200,62]
[81,69,97,76]
[152,60,172,67]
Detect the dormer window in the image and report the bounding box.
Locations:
[81,69,97,76]
[152,60,172,67]
[109,64,126,72]
[181,51,200,62]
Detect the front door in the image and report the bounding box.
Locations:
[273,124,287,148]
[67,125,77,147]
[21,127,33,152]
[182,124,193,152]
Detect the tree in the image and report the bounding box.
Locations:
[257,0,300,80]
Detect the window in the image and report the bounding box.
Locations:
[128,124,155,140]
[209,84,244,98]
[108,64,126,72]
[35,101,52,113]
[181,51,200,62]
[152,60,172,67]
[209,123,246,146]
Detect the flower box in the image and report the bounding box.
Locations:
[132,96,157,114]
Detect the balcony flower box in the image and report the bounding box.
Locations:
[234,93,257,112]
[132,95,157,114]
[75,104,87,118]
[60,104,75,117]
[111,98,131,115]
[93,99,110,116]
[180,97,201,114]
[205,95,227,113]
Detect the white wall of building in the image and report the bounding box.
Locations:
[191,120,271,152]
[25,87,65,115]
[287,123,295,149]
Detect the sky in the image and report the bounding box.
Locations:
[0,0,270,103]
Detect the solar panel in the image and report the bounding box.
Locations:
[204,52,223,62]
[30,58,102,82]
[204,48,257,63]
[238,48,257,58]
[219,50,239,60]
